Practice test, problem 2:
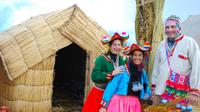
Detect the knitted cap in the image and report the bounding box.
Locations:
[166,15,181,24]
[165,15,182,31]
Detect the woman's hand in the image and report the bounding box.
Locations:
[112,66,125,76]
[99,107,106,112]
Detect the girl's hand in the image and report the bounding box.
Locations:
[112,66,125,76]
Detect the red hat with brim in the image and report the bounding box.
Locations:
[128,43,150,55]
[101,32,129,45]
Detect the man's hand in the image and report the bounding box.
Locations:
[151,89,162,105]
[99,107,106,112]
[188,94,199,105]
[151,90,156,104]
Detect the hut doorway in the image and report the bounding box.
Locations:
[52,43,86,111]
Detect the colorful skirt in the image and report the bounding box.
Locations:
[161,71,192,111]
[82,87,104,112]
[107,94,141,112]
[161,72,190,103]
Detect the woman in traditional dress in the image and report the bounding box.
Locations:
[82,32,128,112]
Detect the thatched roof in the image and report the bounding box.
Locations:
[181,15,200,47]
[0,4,107,81]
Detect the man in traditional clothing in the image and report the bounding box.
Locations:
[151,15,200,111]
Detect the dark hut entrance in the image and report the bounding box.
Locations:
[52,43,86,111]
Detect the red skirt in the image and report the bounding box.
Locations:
[82,87,104,112]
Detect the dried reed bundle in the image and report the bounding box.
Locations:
[148,0,165,80]
[143,97,186,112]
[135,0,165,80]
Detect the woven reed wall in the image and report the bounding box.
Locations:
[0,55,55,112]
[135,0,155,46]
[148,0,164,79]
[58,7,107,53]
[84,52,99,100]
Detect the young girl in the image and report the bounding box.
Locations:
[127,43,151,101]
[82,32,128,112]
[100,43,151,112]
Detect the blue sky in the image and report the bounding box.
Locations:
[0,0,199,44]
[164,0,200,21]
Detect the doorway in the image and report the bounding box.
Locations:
[52,43,86,111]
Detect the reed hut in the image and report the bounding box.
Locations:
[0,4,107,112]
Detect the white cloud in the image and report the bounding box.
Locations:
[78,0,133,30]
[28,0,78,14]
[12,7,35,25]
[11,0,78,25]
[77,0,136,43]
[5,0,136,42]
